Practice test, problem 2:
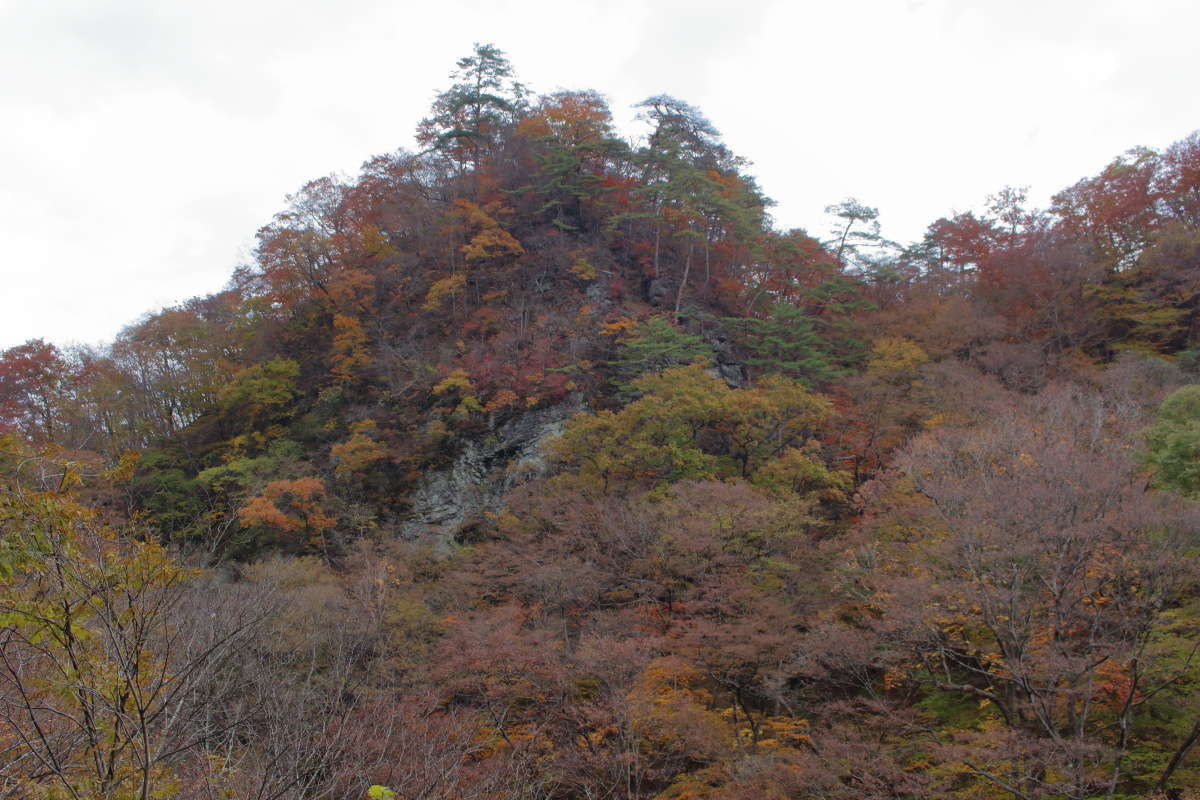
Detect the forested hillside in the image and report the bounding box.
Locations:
[2,45,1200,799]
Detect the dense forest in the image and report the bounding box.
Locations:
[3,44,1200,799]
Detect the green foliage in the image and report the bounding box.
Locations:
[1143,385,1200,498]
[554,379,721,490]
[198,438,304,493]
[130,449,205,537]
[216,359,300,442]
[610,316,710,397]
[130,438,308,551]
[1087,277,1192,355]
[1127,597,1200,790]
[1104,223,1200,354]
[726,301,847,387]
[515,90,628,230]
[914,683,996,729]
[0,484,205,797]
[0,479,66,581]
[824,197,890,271]
[416,43,527,169]
[432,368,483,417]
[749,445,851,504]
[553,363,841,491]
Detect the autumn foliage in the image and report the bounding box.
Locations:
[2,42,1200,800]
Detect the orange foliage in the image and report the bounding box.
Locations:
[330,420,387,478]
[330,314,371,384]
[483,388,519,413]
[238,477,335,552]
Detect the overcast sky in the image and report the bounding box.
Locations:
[2,0,1197,350]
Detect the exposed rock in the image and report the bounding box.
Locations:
[705,329,736,362]
[704,329,746,387]
[717,362,746,387]
[584,281,607,305]
[645,277,671,306]
[401,399,582,549]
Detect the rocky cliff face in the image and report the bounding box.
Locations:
[401,399,582,548]
[705,329,746,388]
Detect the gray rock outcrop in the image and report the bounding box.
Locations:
[400,399,581,549]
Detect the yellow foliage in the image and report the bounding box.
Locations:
[452,198,524,264]
[756,715,811,750]
[0,489,198,797]
[568,254,598,280]
[600,316,638,338]
[463,226,524,263]
[451,197,502,229]
[433,368,474,396]
[867,336,930,380]
[422,272,466,311]
[922,412,947,428]
[494,508,520,529]
[628,657,732,763]
[358,224,398,260]
[453,396,482,416]
[102,450,141,484]
[432,370,482,416]
[750,445,852,501]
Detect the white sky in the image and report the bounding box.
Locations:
[2,0,1197,350]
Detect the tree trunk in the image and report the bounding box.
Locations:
[674,241,693,322]
[1157,719,1200,795]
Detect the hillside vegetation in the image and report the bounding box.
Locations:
[2,45,1200,800]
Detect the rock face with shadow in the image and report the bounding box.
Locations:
[401,399,581,548]
[704,329,746,388]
